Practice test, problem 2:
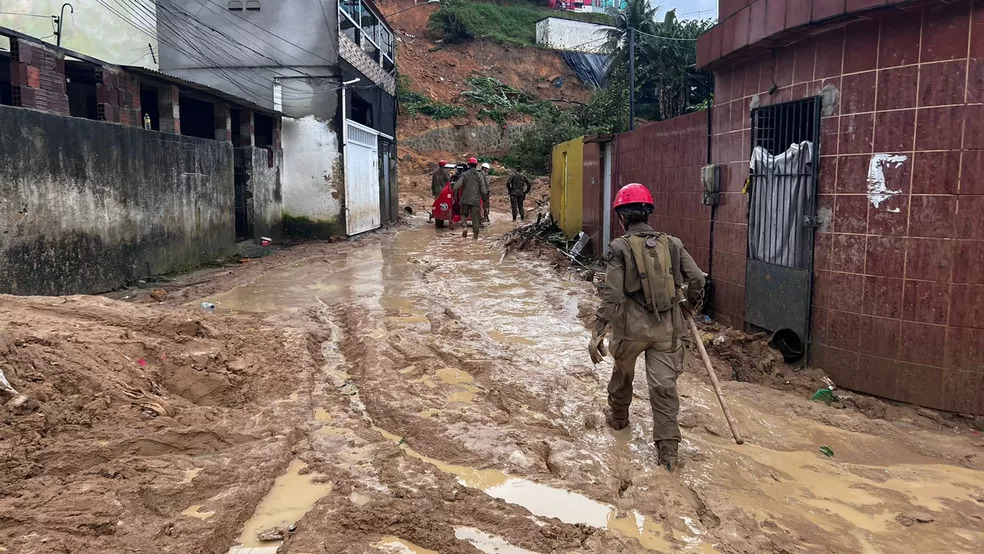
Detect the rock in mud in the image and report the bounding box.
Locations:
[896,512,935,527]
[257,526,289,542]
[444,307,460,320]
[150,288,168,302]
[5,394,39,414]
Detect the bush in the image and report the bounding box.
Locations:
[427,0,611,46]
[397,76,467,120]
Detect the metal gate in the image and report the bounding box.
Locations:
[744,97,822,350]
[344,120,380,236]
[233,148,251,240]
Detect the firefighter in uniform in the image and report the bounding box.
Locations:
[453,157,483,239]
[588,183,705,471]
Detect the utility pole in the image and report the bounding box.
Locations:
[54,3,73,48]
[628,26,635,131]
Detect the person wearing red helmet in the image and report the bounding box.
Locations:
[588,183,705,471]
[453,157,483,239]
[431,159,451,198]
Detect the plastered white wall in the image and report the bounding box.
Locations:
[535,17,614,54]
[281,115,343,225]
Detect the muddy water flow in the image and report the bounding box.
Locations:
[202,220,984,553]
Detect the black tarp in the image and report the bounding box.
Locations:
[561,52,612,89]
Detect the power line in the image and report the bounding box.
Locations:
[632,29,699,42]
[0,11,53,18]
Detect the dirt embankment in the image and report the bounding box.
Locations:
[0,293,328,552]
[387,0,592,140]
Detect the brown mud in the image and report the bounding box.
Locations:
[2,217,984,553]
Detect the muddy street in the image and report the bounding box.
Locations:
[2,217,984,554]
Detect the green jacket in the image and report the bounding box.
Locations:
[595,223,705,348]
[507,173,532,197]
[431,168,450,196]
[454,168,483,205]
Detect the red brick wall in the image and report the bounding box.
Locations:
[96,68,142,126]
[8,38,69,115]
[612,111,712,271]
[712,0,984,414]
[581,141,604,256]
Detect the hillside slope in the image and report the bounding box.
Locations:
[386,0,595,139]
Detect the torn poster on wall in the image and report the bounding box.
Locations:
[867,154,907,211]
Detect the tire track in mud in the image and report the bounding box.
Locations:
[277,267,719,554]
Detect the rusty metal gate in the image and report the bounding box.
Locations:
[744,97,822,354]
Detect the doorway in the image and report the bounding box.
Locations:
[744,97,821,355]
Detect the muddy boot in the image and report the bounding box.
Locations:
[656,440,679,472]
[605,409,628,431]
[462,227,469,238]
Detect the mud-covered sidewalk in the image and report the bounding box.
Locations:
[2,216,983,554]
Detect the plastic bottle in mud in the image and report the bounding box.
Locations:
[200,302,216,311]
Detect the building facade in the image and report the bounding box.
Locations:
[158,0,398,236]
[557,0,984,415]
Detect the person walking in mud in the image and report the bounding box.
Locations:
[480,162,492,225]
[506,172,533,221]
[587,183,705,472]
[454,157,483,239]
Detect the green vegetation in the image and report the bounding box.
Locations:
[504,0,713,174]
[604,0,714,121]
[397,76,467,120]
[462,77,553,124]
[428,0,611,46]
[505,84,628,174]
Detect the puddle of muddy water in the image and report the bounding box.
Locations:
[232,459,333,549]
[377,428,709,552]
[376,536,439,554]
[455,526,540,554]
[181,504,215,520]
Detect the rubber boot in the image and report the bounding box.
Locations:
[656,440,679,472]
[462,227,469,238]
[605,409,628,431]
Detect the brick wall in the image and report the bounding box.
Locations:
[613,112,713,272]
[338,34,395,96]
[9,38,69,115]
[96,67,141,126]
[711,0,984,414]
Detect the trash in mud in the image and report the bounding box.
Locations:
[896,512,935,527]
[819,446,835,458]
[200,301,216,311]
[811,388,836,405]
[149,288,168,302]
[256,525,289,542]
[5,394,39,415]
[0,368,18,396]
[137,358,147,367]
[260,236,272,247]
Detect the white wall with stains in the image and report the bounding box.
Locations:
[281,115,344,235]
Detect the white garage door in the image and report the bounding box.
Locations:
[344,120,380,236]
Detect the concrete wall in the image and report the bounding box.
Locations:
[708,1,984,414]
[0,0,158,69]
[281,115,345,237]
[535,17,614,54]
[157,0,339,115]
[243,146,284,240]
[401,124,532,154]
[0,105,234,295]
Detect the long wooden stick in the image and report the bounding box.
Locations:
[687,314,744,445]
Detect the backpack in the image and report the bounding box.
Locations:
[625,232,678,313]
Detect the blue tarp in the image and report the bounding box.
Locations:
[561,51,613,89]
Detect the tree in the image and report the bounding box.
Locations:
[604,1,714,122]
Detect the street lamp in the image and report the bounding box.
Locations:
[385,0,441,18]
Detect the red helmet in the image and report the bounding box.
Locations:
[439,159,447,166]
[467,157,478,165]
[613,183,653,209]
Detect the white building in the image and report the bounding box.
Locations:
[535,17,614,54]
